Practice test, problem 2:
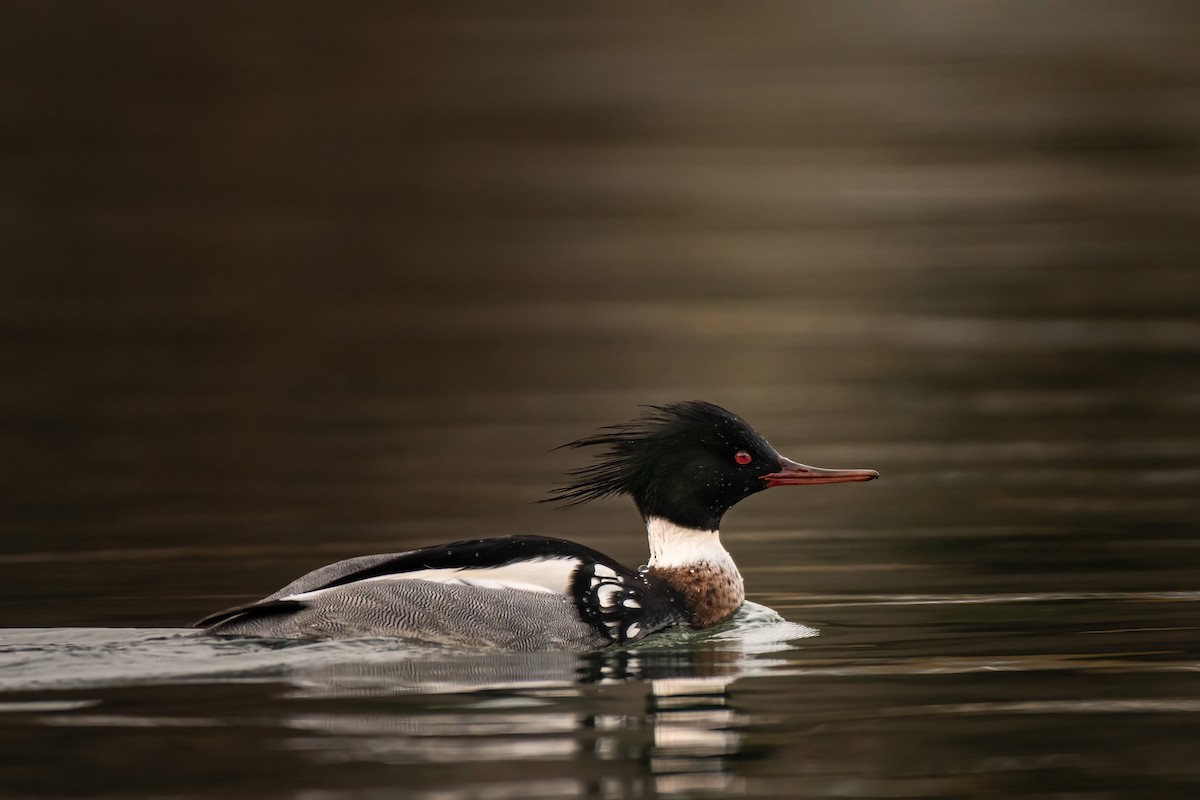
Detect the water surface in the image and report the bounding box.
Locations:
[2,3,1199,798]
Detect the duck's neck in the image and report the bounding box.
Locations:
[644,516,745,629]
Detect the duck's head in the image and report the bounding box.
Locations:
[549,401,878,530]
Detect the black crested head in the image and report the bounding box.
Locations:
[545,401,786,530]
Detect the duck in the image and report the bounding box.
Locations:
[194,401,878,649]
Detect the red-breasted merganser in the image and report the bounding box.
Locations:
[195,402,878,649]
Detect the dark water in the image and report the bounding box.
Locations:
[2,3,1199,798]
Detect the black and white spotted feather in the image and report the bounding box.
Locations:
[570,562,684,644]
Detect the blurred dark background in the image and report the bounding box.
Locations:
[2,2,1198,626]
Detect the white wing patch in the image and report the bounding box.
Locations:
[281,558,580,601]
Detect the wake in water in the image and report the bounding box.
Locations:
[0,602,814,696]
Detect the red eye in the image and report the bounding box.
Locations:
[734,451,752,465]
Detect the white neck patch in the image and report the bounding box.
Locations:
[645,516,738,571]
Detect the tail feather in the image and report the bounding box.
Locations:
[193,598,307,630]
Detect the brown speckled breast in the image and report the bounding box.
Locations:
[647,563,745,629]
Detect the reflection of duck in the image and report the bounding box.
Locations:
[283,652,754,797]
[196,402,876,649]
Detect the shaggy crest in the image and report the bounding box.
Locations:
[545,401,775,512]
